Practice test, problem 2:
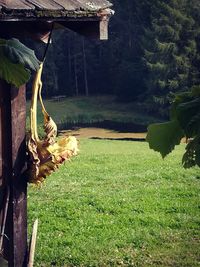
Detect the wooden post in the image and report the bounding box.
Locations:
[0,81,27,267]
[100,18,109,40]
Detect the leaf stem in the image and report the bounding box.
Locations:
[30,63,44,142]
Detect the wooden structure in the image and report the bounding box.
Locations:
[0,0,113,40]
[0,1,113,266]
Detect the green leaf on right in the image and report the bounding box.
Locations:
[146,120,184,158]
[182,136,200,168]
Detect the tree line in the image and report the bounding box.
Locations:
[30,0,200,119]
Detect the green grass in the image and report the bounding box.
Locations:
[26,96,159,130]
[28,139,200,267]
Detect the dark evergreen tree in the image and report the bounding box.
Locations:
[143,0,198,117]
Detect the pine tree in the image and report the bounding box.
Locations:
[143,0,197,117]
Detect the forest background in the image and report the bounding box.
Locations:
[28,0,200,120]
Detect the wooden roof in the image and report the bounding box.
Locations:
[0,0,114,40]
[0,0,113,20]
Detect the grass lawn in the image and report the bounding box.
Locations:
[28,139,200,267]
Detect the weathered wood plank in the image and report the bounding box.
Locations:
[0,0,112,11]
[0,80,12,264]
[52,0,79,11]
[99,18,108,40]
[26,0,64,10]
[79,0,112,10]
[0,82,27,267]
[0,81,7,256]
[11,86,27,267]
[0,0,34,9]
[0,19,105,40]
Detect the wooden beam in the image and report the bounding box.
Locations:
[0,81,27,267]
[99,18,108,40]
[0,18,109,40]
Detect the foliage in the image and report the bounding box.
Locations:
[26,0,200,121]
[146,86,200,168]
[146,120,184,158]
[28,139,200,267]
[142,0,199,117]
[0,38,39,87]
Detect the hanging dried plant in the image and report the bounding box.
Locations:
[27,63,78,185]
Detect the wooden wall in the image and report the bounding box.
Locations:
[0,81,27,267]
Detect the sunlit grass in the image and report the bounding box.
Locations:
[28,139,200,267]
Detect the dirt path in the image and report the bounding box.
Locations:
[59,127,147,140]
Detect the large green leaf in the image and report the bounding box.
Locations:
[0,38,39,87]
[3,38,39,71]
[0,48,31,87]
[146,120,184,158]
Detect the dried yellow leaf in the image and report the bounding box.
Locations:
[27,63,78,185]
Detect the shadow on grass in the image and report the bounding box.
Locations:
[57,120,147,133]
[90,137,146,141]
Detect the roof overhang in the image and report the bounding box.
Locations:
[0,0,114,40]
